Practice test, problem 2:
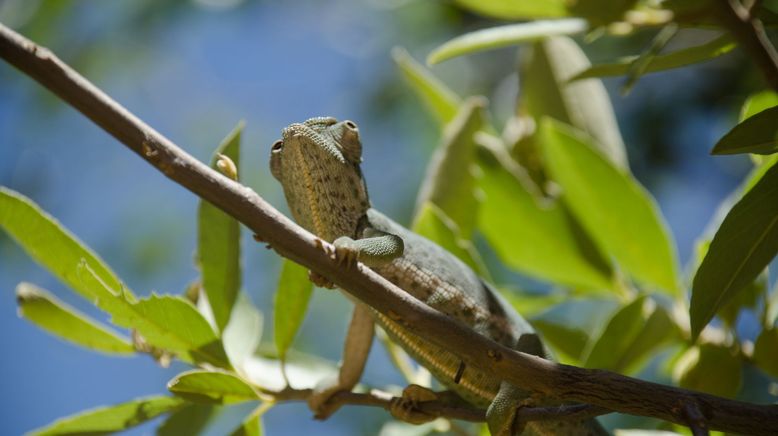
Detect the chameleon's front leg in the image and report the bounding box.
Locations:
[308,303,374,419]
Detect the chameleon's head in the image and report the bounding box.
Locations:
[270,117,370,241]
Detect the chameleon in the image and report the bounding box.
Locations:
[269,116,608,435]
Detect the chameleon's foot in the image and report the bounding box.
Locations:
[389,384,438,425]
[308,270,335,289]
[307,375,346,420]
[333,236,359,268]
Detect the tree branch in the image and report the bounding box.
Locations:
[1,21,777,435]
[717,0,778,91]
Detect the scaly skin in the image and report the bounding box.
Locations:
[270,117,607,435]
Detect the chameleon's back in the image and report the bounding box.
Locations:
[366,209,607,435]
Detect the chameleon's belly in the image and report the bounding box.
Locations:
[372,257,519,407]
[375,312,499,407]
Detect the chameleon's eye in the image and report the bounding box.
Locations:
[271,140,284,153]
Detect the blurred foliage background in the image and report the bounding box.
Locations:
[0,0,774,435]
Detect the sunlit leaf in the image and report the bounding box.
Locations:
[615,304,679,374]
[453,0,569,20]
[568,0,637,26]
[412,202,489,277]
[571,35,736,81]
[690,163,778,339]
[0,187,127,302]
[273,259,313,362]
[539,119,680,294]
[712,106,778,155]
[520,37,627,168]
[674,344,742,398]
[243,346,337,391]
[224,292,263,372]
[198,121,244,331]
[531,298,619,363]
[392,47,460,126]
[156,403,216,436]
[477,142,614,291]
[753,328,778,378]
[30,396,184,436]
[415,97,486,235]
[16,282,133,355]
[78,263,230,368]
[428,19,587,65]
[740,90,778,122]
[168,370,259,404]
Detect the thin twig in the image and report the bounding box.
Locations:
[1,21,778,435]
[716,0,778,91]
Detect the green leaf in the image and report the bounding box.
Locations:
[30,396,185,436]
[453,0,569,20]
[16,282,133,355]
[568,0,637,26]
[168,370,259,404]
[0,187,128,302]
[224,292,263,371]
[520,37,628,169]
[412,202,490,278]
[582,297,680,373]
[392,47,461,126]
[539,119,680,294]
[78,263,230,368]
[571,35,736,81]
[690,163,778,339]
[477,142,614,290]
[156,403,216,436]
[674,344,742,398]
[229,407,265,436]
[531,298,620,363]
[273,259,313,362]
[718,269,767,328]
[583,297,647,369]
[415,97,486,235]
[198,121,244,331]
[427,19,587,65]
[753,328,778,378]
[712,106,778,155]
[740,90,778,122]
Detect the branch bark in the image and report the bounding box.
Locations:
[1,21,777,435]
[717,0,778,91]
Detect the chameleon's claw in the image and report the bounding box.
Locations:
[333,236,359,269]
[389,384,438,425]
[309,270,335,289]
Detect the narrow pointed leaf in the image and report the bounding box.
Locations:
[78,263,230,368]
[753,328,778,378]
[520,37,627,168]
[168,370,259,404]
[229,407,264,436]
[273,259,313,362]
[392,47,461,126]
[453,0,569,19]
[16,282,133,355]
[224,292,263,370]
[675,344,742,398]
[428,19,587,65]
[712,106,778,155]
[415,97,486,235]
[198,121,243,331]
[30,396,185,436]
[540,119,680,294]
[571,35,736,81]
[412,202,489,278]
[156,403,216,436]
[477,142,614,290]
[690,163,778,339]
[0,187,127,301]
[583,297,647,369]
